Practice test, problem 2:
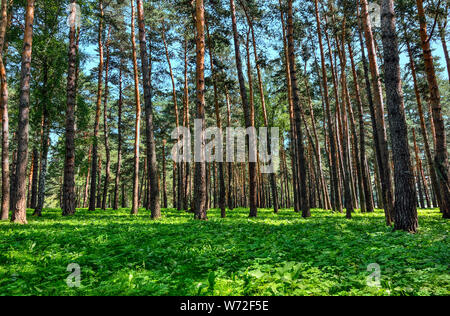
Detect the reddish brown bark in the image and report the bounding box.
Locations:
[405,36,441,209]
[314,0,342,213]
[361,0,394,225]
[416,0,450,219]
[130,0,141,215]
[193,0,207,220]
[0,0,9,220]
[12,0,35,224]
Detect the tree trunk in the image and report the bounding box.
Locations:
[405,36,441,209]
[101,26,111,211]
[412,129,431,208]
[113,67,123,211]
[30,147,38,209]
[437,20,450,84]
[162,140,168,209]
[242,3,279,214]
[88,0,104,212]
[136,0,161,218]
[416,0,450,219]
[230,0,258,218]
[361,0,395,225]
[183,38,191,212]
[348,42,374,213]
[314,0,342,214]
[380,0,418,232]
[193,0,207,220]
[205,18,226,218]
[130,0,141,215]
[62,0,78,217]
[0,0,9,220]
[34,84,50,217]
[11,0,35,224]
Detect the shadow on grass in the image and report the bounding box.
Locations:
[0,208,448,296]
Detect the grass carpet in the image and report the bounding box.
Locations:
[0,208,448,296]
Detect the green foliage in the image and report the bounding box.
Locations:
[0,208,448,296]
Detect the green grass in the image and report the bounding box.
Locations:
[0,208,448,296]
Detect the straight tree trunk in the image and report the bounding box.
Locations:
[361,0,395,225]
[381,0,418,232]
[225,89,233,209]
[130,0,141,215]
[241,3,279,213]
[328,21,353,219]
[405,35,441,209]
[416,0,450,219]
[101,26,111,211]
[136,0,161,218]
[96,159,102,208]
[314,0,342,213]
[161,19,182,211]
[11,0,35,224]
[113,67,123,211]
[30,147,38,209]
[0,0,9,220]
[287,0,310,218]
[162,140,168,209]
[412,129,431,208]
[183,38,191,212]
[348,42,374,213]
[63,0,78,216]
[193,0,207,220]
[230,0,258,218]
[205,18,226,217]
[34,80,50,217]
[88,0,104,212]
[278,1,299,213]
[83,145,92,208]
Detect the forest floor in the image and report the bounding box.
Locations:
[0,208,448,296]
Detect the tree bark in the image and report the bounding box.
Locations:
[101,26,111,211]
[193,0,207,220]
[62,0,79,216]
[348,42,374,213]
[11,0,35,224]
[130,0,141,215]
[230,0,258,218]
[381,0,418,232]
[34,78,50,217]
[405,35,441,209]
[416,0,450,219]
[136,0,161,218]
[0,0,9,220]
[88,0,104,212]
[113,66,123,211]
[361,0,395,225]
[30,147,38,209]
[205,18,226,218]
[314,0,342,213]
[287,0,310,218]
